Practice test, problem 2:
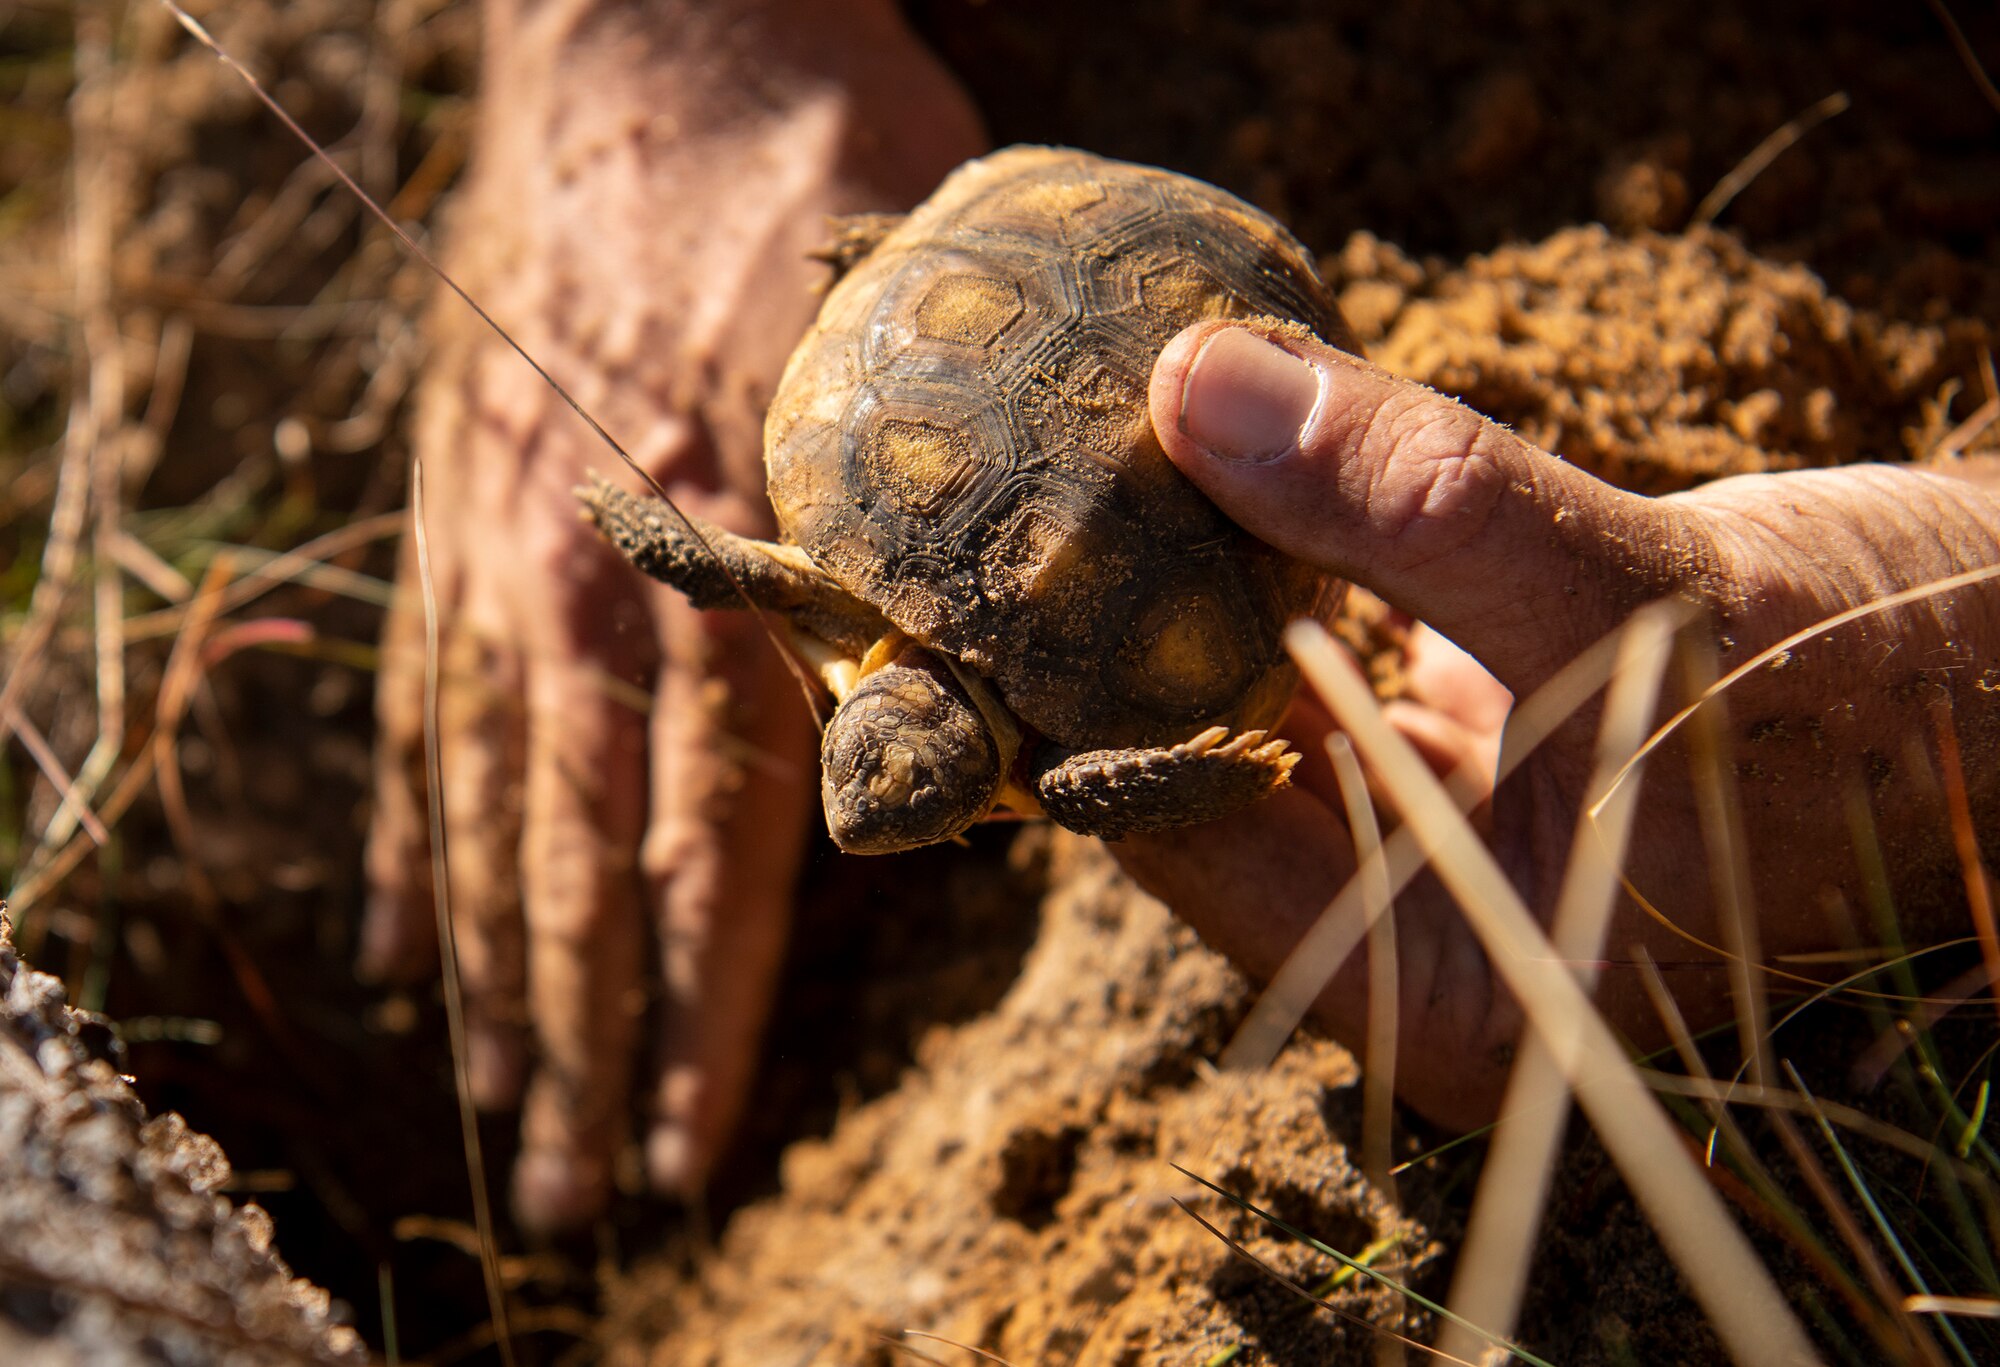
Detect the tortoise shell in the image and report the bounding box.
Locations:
[765,146,1354,751]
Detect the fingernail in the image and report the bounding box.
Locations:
[514,1148,608,1234]
[646,1124,702,1198]
[1179,329,1322,462]
[355,896,406,983]
[466,1033,520,1109]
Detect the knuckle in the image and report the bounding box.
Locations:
[1361,393,1510,562]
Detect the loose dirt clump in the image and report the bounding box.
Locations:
[1327,226,1990,492]
[604,835,1438,1367]
[0,916,364,1365]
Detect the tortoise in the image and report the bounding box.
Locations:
[582,146,1355,854]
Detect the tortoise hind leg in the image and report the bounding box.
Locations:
[1032,727,1299,839]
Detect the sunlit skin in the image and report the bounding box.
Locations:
[1118,322,2000,1130]
[361,0,983,1231]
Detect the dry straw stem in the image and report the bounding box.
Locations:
[1681,633,1775,1090]
[1925,0,2000,117]
[1219,618,1643,1073]
[1908,1296,2000,1320]
[411,460,518,1367]
[1324,733,1398,1200]
[1692,91,1850,229]
[1436,601,1677,1363]
[1,702,110,849]
[1595,562,2000,827]
[1928,351,1998,462]
[885,1330,1019,1366]
[1634,953,1883,1329]
[148,556,234,912]
[1638,951,1953,1365]
[1285,619,1822,1366]
[1169,1198,1467,1366]
[1786,1060,1983,1366]
[1927,696,2000,1031]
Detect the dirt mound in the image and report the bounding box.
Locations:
[0,917,364,1365]
[1329,227,1989,492]
[606,836,1437,1367]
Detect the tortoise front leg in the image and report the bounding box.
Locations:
[1031,727,1300,839]
[579,475,886,654]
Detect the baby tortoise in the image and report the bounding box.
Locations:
[583,146,1355,853]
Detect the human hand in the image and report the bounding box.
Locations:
[361,0,983,1230]
[1118,321,2000,1129]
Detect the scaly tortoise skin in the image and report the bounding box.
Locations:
[584,146,1355,853]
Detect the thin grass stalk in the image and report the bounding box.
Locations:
[1787,1060,1980,1367]
[1632,946,1901,1353]
[1287,620,1822,1366]
[1597,563,2000,826]
[1927,697,2000,1031]
[1,703,109,849]
[1841,783,2000,1279]
[1437,603,1676,1361]
[1326,733,1399,1199]
[1175,1164,1552,1367]
[1222,617,1645,1072]
[1680,632,1775,1092]
[412,460,519,1367]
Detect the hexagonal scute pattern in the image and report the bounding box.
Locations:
[914,273,1025,348]
[761,147,1354,748]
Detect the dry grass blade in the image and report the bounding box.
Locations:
[1169,1198,1471,1365]
[1637,951,1950,1364]
[120,511,405,643]
[1928,696,2000,1030]
[1325,733,1399,1200]
[75,0,131,867]
[1,701,110,848]
[1172,1165,1548,1366]
[147,556,234,910]
[1221,615,1647,1072]
[1597,562,2000,821]
[8,736,157,926]
[1286,620,1822,1366]
[1786,1060,1981,1367]
[1924,0,2000,116]
[1438,601,1676,1362]
[1637,1070,1997,1198]
[885,1330,1020,1365]
[1928,351,1998,461]
[411,461,518,1367]
[1692,91,1850,229]
[1681,633,1773,1090]
[1908,1296,2000,1319]
[1633,952,1890,1334]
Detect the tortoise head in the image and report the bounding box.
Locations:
[820,646,1004,854]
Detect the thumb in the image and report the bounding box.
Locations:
[1150,321,1706,696]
